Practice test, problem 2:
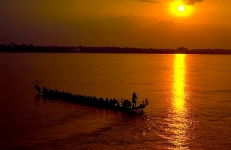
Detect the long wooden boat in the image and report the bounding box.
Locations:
[34,81,148,113]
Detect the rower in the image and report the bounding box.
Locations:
[132,92,137,107]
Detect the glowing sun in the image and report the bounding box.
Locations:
[178,5,185,12]
[170,1,193,17]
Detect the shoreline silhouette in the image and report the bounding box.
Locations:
[1,43,231,54]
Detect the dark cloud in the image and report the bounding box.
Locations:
[183,0,204,5]
[140,0,160,3]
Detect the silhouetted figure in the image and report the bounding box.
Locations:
[121,99,132,108]
[132,92,137,107]
[105,98,109,106]
[115,100,120,107]
[34,80,41,94]
[145,98,148,106]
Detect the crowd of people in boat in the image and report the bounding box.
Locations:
[34,83,148,111]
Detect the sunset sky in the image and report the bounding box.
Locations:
[1,0,231,49]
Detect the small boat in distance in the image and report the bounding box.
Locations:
[34,81,148,114]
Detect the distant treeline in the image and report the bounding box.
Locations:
[1,43,231,54]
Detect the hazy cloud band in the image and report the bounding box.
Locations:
[140,0,160,3]
[184,0,204,5]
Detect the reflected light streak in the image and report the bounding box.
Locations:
[173,54,186,112]
[171,54,188,149]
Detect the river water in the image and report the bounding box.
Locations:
[0,53,231,149]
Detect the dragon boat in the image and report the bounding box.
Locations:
[34,81,148,113]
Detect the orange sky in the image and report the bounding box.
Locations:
[1,0,231,48]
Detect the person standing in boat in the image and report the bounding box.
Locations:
[132,92,137,107]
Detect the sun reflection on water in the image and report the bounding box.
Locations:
[173,54,186,112]
[170,54,189,149]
